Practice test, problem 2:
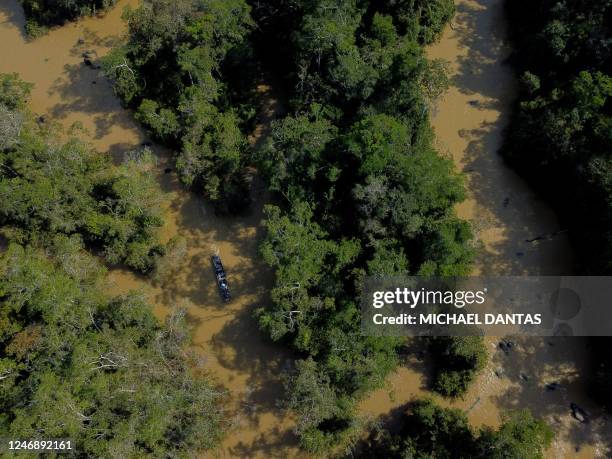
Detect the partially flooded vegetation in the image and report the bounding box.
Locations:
[0,0,610,457]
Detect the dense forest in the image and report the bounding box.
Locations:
[0,74,164,273]
[250,0,487,451]
[17,0,492,454]
[14,0,491,453]
[0,75,224,455]
[7,0,585,456]
[102,0,256,213]
[503,0,612,410]
[0,244,223,457]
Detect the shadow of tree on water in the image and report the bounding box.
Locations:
[435,0,570,276]
[47,62,138,140]
[0,0,27,39]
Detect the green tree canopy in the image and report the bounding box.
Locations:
[0,242,224,457]
[0,74,165,272]
[103,0,254,210]
[360,399,552,459]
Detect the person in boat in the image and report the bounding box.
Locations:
[211,255,231,302]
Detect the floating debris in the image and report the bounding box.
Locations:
[525,229,568,243]
[499,340,515,354]
[570,402,589,423]
[546,382,561,392]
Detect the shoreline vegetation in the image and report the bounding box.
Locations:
[359,399,552,458]
[1,0,609,457]
[101,0,257,214]
[20,0,119,37]
[0,74,165,273]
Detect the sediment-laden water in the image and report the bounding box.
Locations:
[360,1,610,457]
[0,2,301,457]
[0,0,609,457]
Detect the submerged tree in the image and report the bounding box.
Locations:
[20,0,118,37]
[428,336,488,397]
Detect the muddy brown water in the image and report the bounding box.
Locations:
[0,0,610,457]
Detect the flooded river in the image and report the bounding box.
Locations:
[0,0,610,457]
[360,1,611,457]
